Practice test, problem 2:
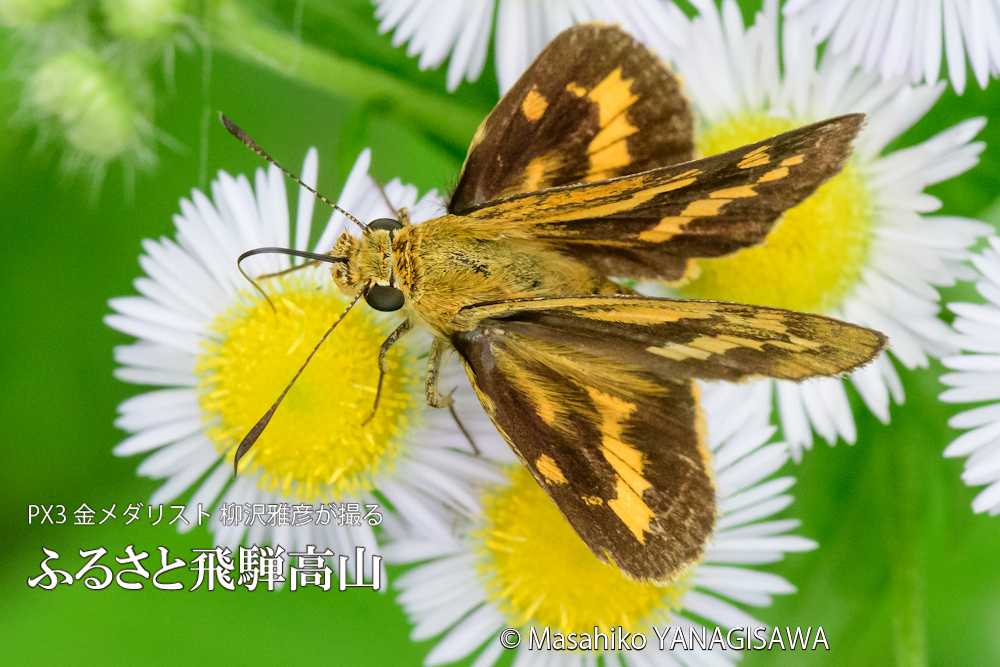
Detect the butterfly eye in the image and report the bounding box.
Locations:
[367,218,403,232]
[364,283,405,312]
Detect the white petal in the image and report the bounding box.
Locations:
[149,446,218,506]
[776,381,813,458]
[943,420,1000,457]
[971,479,1000,513]
[943,0,967,93]
[948,403,1000,429]
[471,639,505,667]
[177,462,233,534]
[682,590,763,628]
[715,495,793,530]
[104,315,202,355]
[137,436,210,477]
[294,148,320,255]
[114,419,204,456]
[718,477,795,514]
[425,603,505,666]
[716,443,790,497]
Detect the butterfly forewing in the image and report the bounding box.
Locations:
[462,114,865,281]
[449,24,694,214]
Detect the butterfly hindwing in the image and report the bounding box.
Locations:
[456,294,888,383]
[449,23,694,213]
[451,322,714,583]
[449,294,887,581]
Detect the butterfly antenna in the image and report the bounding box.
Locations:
[219,113,367,231]
[237,247,348,312]
[232,291,363,476]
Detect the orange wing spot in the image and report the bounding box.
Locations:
[582,496,604,506]
[603,447,652,507]
[660,177,698,192]
[738,146,770,169]
[638,216,692,242]
[585,387,654,543]
[646,342,714,361]
[738,155,770,169]
[780,154,805,166]
[602,435,645,473]
[688,335,742,355]
[522,86,549,121]
[585,141,632,182]
[586,387,636,434]
[766,334,824,353]
[742,311,789,333]
[710,185,757,199]
[681,199,729,217]
[494,175,698,225]
[788,334,823,349]
[607,478,655,544]
[523,156,549,192]
[587,67,639,128]
[589,113,638,154]
[536,454,568,484]
[565,82,587,97]
[767,339,808,352]
[570,303,715,323]
[668,169,702,182]
[757,167,789,183]
[716,334,766,351]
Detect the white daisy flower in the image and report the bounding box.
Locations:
[784,0,1000,94]
[371,0,689,93]
[940,236,1000,518]
[384,380,816,666]
[648,0,991,458]
[106,148,508,564]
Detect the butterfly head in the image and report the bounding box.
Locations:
[331,218,406,312]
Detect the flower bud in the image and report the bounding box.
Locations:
[28,51,140,160]
[100,0,187,42]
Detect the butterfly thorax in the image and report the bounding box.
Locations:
[394,214,628,337]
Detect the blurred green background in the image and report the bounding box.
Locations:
[1,1,998,665]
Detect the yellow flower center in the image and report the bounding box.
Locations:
[475,467,688,635]
[195,274,419,502]
[679,113,873,314]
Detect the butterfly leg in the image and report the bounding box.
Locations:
[362,319,412,426]
[425,337,453,409]
[426,337,479,455]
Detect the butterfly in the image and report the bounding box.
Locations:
[223,23,886,583]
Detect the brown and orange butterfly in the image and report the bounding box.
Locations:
[223,24,886,583]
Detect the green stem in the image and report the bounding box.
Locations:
[208,1,483,155]
[879,374,930,667]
